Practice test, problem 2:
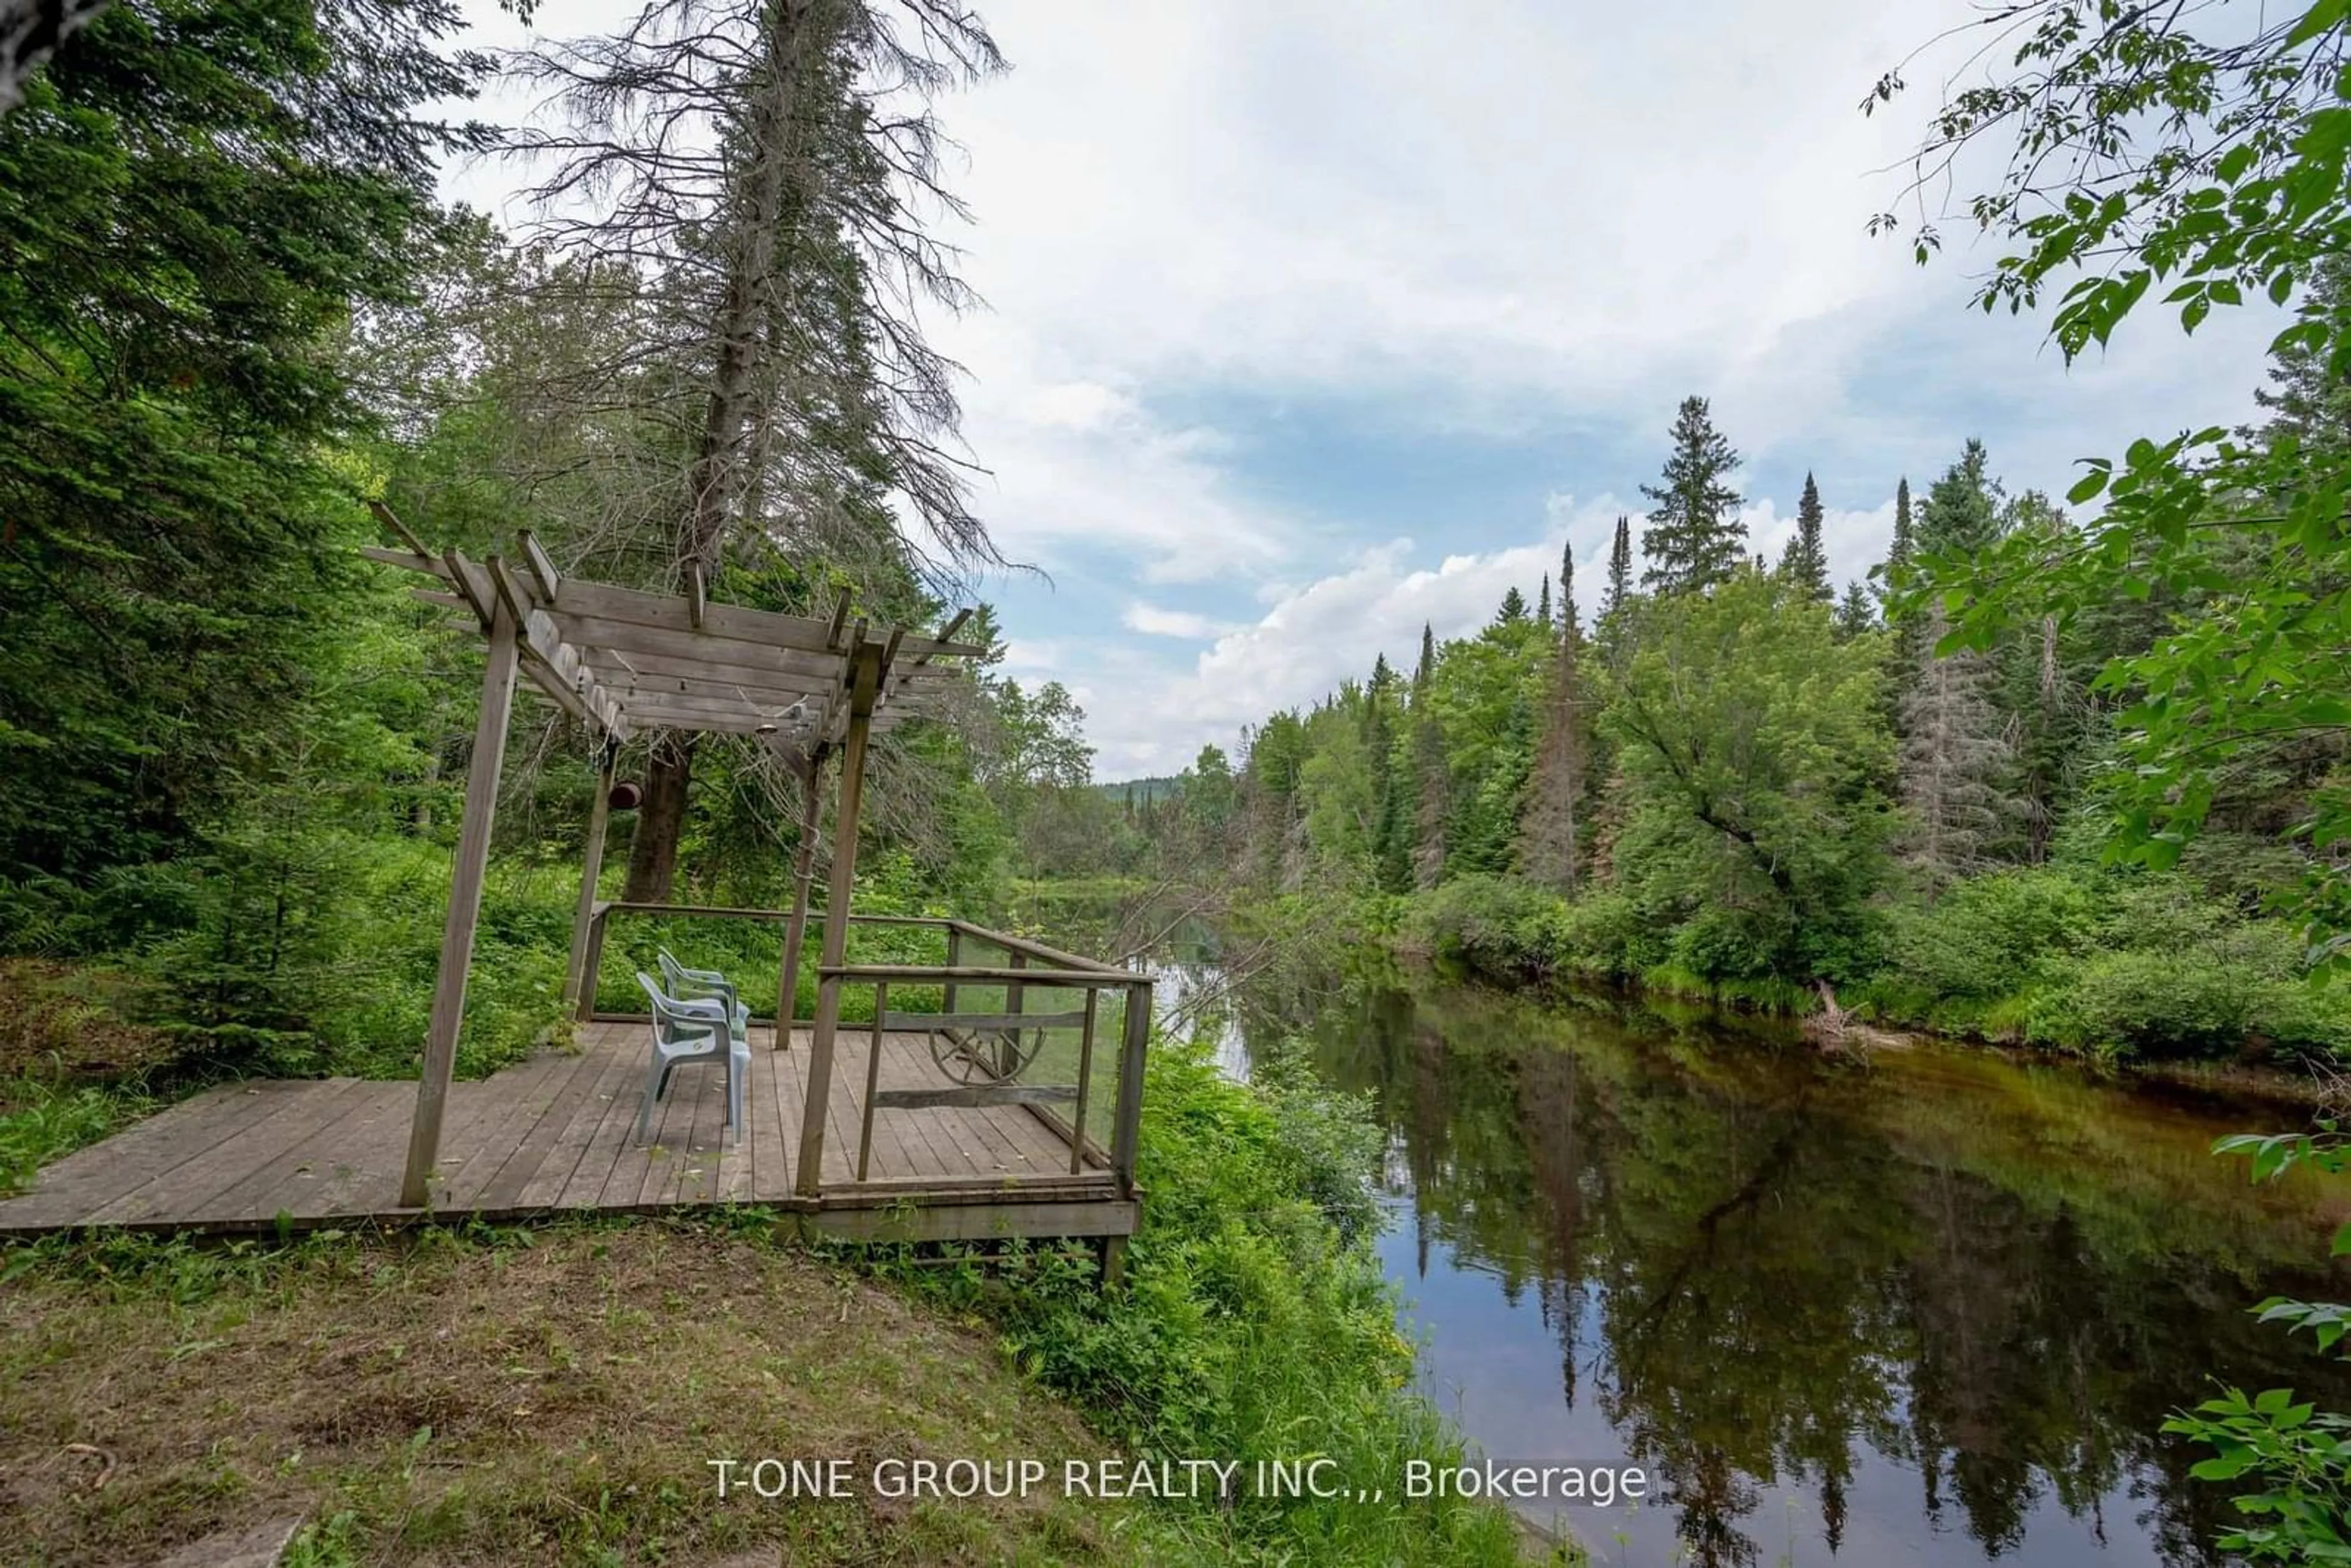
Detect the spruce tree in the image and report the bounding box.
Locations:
[1537,572,1552,626]
[1916,440,2003,559]
[1888,477,1914,577]
[1409,623,1449,888]
[1597,514,1635,666]
[1780,471,1832,601]
[1638,396,1746,594]
[1365,655,1409,893]
[2252,254,2351,457]
[1520,541,1586,891]
[1833,580,1876,641]
[1879,477,1923,715]
[1604,516,1633,616]
[1497,586,1528,623]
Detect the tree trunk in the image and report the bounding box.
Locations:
[625,5,817,905]
[1,0,110,116]
[623,731,696,902]
[680,0,811,571]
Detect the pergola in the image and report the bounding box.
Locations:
[361,504,986,1209]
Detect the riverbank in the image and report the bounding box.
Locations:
[0,958,1537,1567]
[1371,868,2351,1077]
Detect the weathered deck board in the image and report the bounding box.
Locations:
[0,1020,1114,1239]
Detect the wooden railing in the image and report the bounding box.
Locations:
[572,899,951,1027]
[574,902,1152,1200]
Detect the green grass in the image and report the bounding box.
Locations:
[0,1221,1174,1567]
[0,1077,149,1196]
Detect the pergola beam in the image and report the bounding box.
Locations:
[359,517,988,1202]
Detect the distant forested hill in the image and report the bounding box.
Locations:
[1095,776,1182,805]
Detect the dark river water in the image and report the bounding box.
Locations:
[1185,952,2351,1567]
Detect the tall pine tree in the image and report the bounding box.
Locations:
[1780,471,1832,600]
[1365,653,1409,893]
[1409,623,1448,888]
[1603,516,1633,615]
[1916,439,2003,558]
[1878,476,1922,717]
[1639,396,1745,595]
[2252,254,2351,457]
[1598,514,1635,665]
[1520,541,1586,891]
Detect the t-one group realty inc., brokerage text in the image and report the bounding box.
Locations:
[708,1455,1651,1508]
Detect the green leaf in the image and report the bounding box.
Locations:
[2293,0,2351,53]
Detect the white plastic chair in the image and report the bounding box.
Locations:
[634,972,748,1144]
[657,948,749,1045]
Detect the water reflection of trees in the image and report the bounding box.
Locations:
[1249,968,2351,1567]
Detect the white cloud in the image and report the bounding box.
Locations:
[945,320,1293,585]
[1123,603,1229,639]
[1739,497,1899,592]
[445,1,2290,771]
[1083,490,1923,776]
[939,1,1960,416]
[1085,501,1646,774]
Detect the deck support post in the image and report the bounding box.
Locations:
[562,740,619,1011]
[776,748,823,1039]
[796,642,883,1197]
[400,595,521,1208]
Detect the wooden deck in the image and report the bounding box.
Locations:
[0,1022,1136,1243]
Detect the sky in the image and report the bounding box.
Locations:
[443,0,2292,780]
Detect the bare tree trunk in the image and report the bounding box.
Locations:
[1,0,108,115]
[681,0,812,572]
[623,732,697,901]
[629,0,817,901]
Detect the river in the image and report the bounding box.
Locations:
[1170,947,2351,1567]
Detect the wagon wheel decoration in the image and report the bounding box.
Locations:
[930,1025,1042,1084]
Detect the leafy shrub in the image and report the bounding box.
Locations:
[2028,926,2351,1062]
[1666,901,1791,983]
[2163,1130,2351,1562]
[1405,874,1567,979]
[1884,868,2100,1002]
[899,1040,1521,1566]
[2029,948,2271,1060]
[1551,888,1647,977]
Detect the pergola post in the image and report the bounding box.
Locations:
[400,598,522,1208]
[561,740,619,1011]
[774,748,823,1040]
[795,642,882,1196]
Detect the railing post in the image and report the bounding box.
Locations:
[943,924,962,1018]
[1003,950,1027,1079]
[575,904,609,1022]
[776,748,823,1043]
[1070,986,1099,1175]
[857,980,888,1182]
[1111,978,1151,1197]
